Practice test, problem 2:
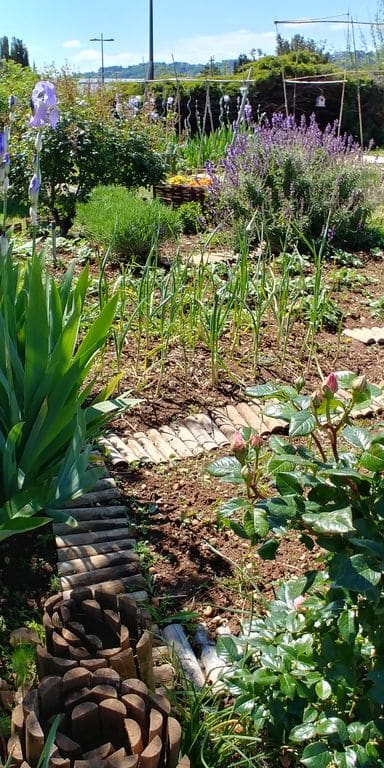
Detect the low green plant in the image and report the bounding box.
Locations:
[75,186,181,261]
[177,201,204,234]
[0,247,137,540]
[208,371,384,766]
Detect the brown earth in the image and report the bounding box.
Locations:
[1,242,384,665]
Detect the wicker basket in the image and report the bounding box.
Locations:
[154,183,208,208]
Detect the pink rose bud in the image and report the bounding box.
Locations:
[293,595,306,611]
[249,433,263,447]
[230,432,246,452]
[322,373,338,396]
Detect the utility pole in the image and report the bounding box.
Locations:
[89,32,114,85]
[147,0,154,81]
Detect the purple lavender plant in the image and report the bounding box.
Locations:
[208,112,370,251]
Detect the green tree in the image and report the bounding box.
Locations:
[10,37,29,67]
[0,36,9,60]
[276,33,329,62]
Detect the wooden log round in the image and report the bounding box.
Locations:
[7,676,185,768]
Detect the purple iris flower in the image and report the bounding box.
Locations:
[28,173,40,204]
[29,80,59,129]
[0,132,6,157]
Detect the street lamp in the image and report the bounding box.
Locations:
[89,33,114,85]
[147,0,154,81]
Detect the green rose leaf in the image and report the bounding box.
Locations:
[342,424,372,451]
[329,554,381,598]
[302,507,355,535]
[289,410,317,437]
[289,723,317,742]
[258,539,279,560]
[275,472,303,496]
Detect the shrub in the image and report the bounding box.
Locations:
[177,201,204,234]
[208,373,384,765]
[208,113,379,252]
[9,106,166,234]
[75,185,181,261]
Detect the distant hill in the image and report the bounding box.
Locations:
[81,60,235,79]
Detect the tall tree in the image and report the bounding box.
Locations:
[10,37,29,67]
[0,36,9,60]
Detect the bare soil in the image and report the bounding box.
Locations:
[1,242,384,662]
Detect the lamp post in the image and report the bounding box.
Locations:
[147,0,154,81]
[89,33,114,85]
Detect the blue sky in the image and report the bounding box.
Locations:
[1,0,380,72]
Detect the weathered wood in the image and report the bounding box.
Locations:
[64,686,92,714]
[170,421,203,456]
[61,505,127,522]
[8,734,24,767]
[210,408,237,440]
[146,429,177,461]
[193,413,229,447]
[247,401,285,435]
[163,624,204,688]
[54,733,82,760]
[37,676,62,720]
[175,758,190,768]
[62,668,91,695]
[25,711,45,767]
[124,719,143,755]
[57,540,136,562]
[52,632,70,658]
[147,693,171,720]
[61,628,82,647]
[55,528,133,548]
[102,432,145,463]
[132,432,166,464]
[153,664,174,688]
[49,758,71,768]
[83,743,114,761]
[157,426,194,459]
[71,702,99,750]
[106,748,138,768]
[148,709,163,743]
[117,596,139,639]
[167,718,182,768]
[62,487,120,508]
[121,694,146,732]
[137,734,162,768]
[223,404,248,430]
[36,645,53,679]
[120,625,130,650]
[183,416,218,451]
[60,562,141,590]
[50,657,78,677]
[91,668,120,689]
[236,402,263,432]
[79,659,107,672]
[136,632,154,690]
[59,551,139,576]
[110,648,137,679]
[53,518,131,536]
[22,689,39,720]
[11,704,24,736]
[89,685,118,704]
[103,608,121,634]
[85,635,103,654]
[99,698,127,744]
[120,680,148,699]
[98,434,138,464]
[68,646,91,662]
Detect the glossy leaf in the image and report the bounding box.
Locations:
[289,410,317,437]
[300,742,333,767]
[301,507,354,535]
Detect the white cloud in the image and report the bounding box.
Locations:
[157,29,276,63]
[62,39,81,49]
